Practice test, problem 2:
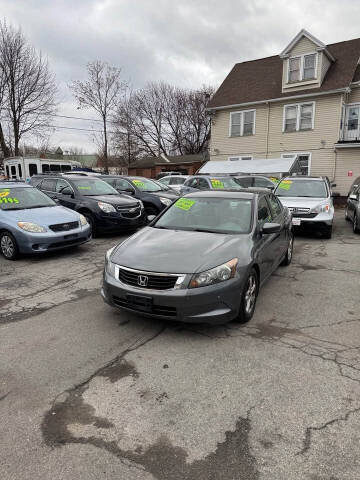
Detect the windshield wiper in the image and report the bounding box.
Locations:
[28,205,50,209]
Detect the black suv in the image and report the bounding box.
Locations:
[99,176,179,216]
[30,175,146,235]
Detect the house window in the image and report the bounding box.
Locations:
[283,103,315,132]
[289,57,301,82]
[288,53,317,83]
[229,110,255,137]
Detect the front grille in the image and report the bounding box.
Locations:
[289,207,310,215]
[112,296,177,317]
[118,267,178,290]
[292,212,318,218]
[49,221,79,232]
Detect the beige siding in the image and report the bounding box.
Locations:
[289,36,317,56]
[335,148,360,194]
[210,104,269,158]
[321,53,331,84]
[348,86,360,103]
[268,94,342,152]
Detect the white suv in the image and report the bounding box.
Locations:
[275,176,334,239]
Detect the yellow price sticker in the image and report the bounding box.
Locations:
[278,180,292,190]
[132,180,145,188]
[210,179,224,189]
[175,198,195,211]
[0,197,19,204]
[0,189,10,197]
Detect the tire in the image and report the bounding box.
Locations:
[235,268,259,324]
[322,225,333,239]
[83,212,97,238]
[281,232,294,266]
[0,231,19,260]
[353,214,360,234]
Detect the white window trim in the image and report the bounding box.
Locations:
[228,156,254,161]
[282,101,315,132]
[229,109,256,137]
[287,52,318,83]
[281,152,312,175]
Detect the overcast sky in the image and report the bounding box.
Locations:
[1,0,360,153]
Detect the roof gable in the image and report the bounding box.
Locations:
[280,29,326,58]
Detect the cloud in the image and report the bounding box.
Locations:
[1,0,360,151]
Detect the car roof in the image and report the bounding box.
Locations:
[161,175,188,178]
[281,176,325,181]
[184,189,267,199]
[0,181,31,188]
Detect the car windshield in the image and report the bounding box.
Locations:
[0,186,56,210]
[71,178,119,196]
[130,178,164,192]
[154,197,253,234]
[276,179,328,198]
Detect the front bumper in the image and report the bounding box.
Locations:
[15,224,92,253]
[96,210,147,232]
[102,270,245,324]
[292,209,334,228]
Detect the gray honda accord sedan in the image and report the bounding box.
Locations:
[102,189,293,324]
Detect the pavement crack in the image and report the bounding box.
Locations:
[0,391,11,401]
[297,407,360,455]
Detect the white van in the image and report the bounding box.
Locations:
[3,157,81,182]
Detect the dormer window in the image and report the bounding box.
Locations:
[288,53,317,83]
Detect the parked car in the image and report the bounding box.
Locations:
[180,175,244,194]
[274,176,334,238]
[99,176,179,216]
[0,182,91,260]
[345,185,360,233]
[348,175,360,197]
[29,175,146,236]
[102,189,293,324]
[156,170,187,179]
[157,175,189,192]
[234,175,276,190]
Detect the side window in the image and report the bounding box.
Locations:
[236,177,253,188]
[187,178,199,188]
[104,178,116,187]
[56,179,71,193]
[41,179,57,192]
[116,179,133,190]
[161,177,171,185]
[198,178,210,189]
[29,164,38,176]
[254,177,273,188]
[31,177,43,187]
[257,196,273,224]
[267,194,283,217]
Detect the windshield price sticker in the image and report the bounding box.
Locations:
[78,186,91,190]
[132,180,145,188]
[210,179,224,189]
[175,198,195,211]
[0,189,10,197]
[0,197,19,204]
[278,180,292,190]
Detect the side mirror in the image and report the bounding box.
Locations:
[120,188,134,195]
[269,185,275,191]
[262,222,281,234]
[61,187,73,197]
[147,215,156,223]
[349,194,358,200]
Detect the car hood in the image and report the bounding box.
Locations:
[111,226,250,274]
[277,196,329,209]
[84,194,139,206]
[150,190,179,199]
[3,206,80,226]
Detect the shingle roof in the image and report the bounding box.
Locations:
[131,153,208,168]
[208,37,360,109]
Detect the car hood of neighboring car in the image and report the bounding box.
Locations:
[149,190,179,199]
[84,194,139,206]
[111,226,251,274]
[277,196,330,209]
[3,205,80,226]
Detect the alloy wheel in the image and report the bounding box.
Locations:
[244,274,257,315]
[1,235,15,258]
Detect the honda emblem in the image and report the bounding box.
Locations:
[137,275,148,287]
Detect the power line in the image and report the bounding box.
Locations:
[48,113,103,123]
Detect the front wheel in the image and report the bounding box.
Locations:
[281,232,294,266]
[345,206,351,221]
[353,215,359,234]
[0,231,19,260]
[83,213,97,238]
[235,268,259,324]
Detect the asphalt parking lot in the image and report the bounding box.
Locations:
[1,210,360,480]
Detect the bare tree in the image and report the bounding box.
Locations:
[0,21,57,156]
[70,60,126,172]
[113,82,214,161]
[0,61,10,157]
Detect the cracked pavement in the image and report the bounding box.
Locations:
[1,211,360,479]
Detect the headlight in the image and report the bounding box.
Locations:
[79,214,88,226]
[105,246,116,277]
[159,197,172,207]
[98,202,116,213]
[189,258,238,288]
[17,222,46,233]
[311,203,330,213]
